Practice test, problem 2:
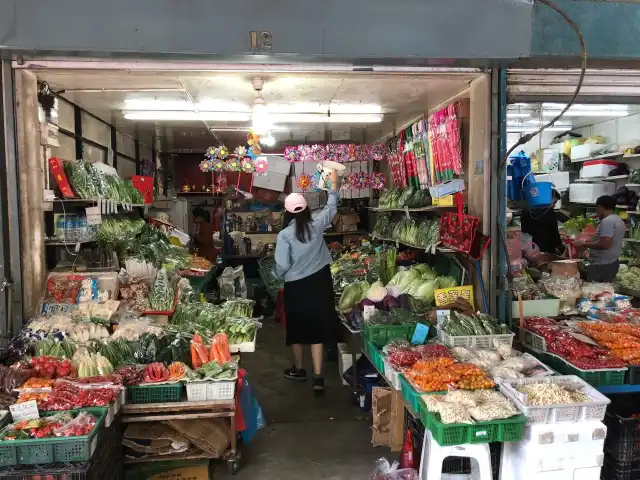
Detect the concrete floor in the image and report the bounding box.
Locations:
[213,319,386,479]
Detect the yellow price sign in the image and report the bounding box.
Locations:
[434,285,474,308]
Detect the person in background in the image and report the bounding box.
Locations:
[520,189,564,255]
[577,195,625,282]
[274,170,340,392]
[192,207,217,263]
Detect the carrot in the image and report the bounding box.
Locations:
[193,333,204,344]
[190,343,202,369]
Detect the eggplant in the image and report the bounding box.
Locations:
[382,295,400,310]
[618,186,630,196]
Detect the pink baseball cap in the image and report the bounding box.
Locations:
[284,193,307,213]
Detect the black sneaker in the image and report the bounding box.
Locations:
[284,367,307,381]
[312,376,325,392]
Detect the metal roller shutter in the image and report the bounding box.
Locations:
[507,68,640,102]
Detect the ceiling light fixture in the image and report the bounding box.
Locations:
[507,113,531,118]
[507,126,572,133]
[261,134,276,147]
[542,103,629,111]
[541,110,629,117]
[123,111,250,121]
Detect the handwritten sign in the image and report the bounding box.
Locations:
[10,401,39,422]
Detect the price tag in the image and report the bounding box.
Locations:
[411,322,430,345]
[436,309,451,328]
[363,305,376,321]
[85,206,102,226]
[10,401,39,422]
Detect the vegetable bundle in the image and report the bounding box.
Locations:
[442,312,509,336]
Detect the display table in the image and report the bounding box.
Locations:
[122,397,240,474]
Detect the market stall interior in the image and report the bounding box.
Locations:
[2,65,503,479]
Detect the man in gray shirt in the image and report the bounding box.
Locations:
[577,195,625,282]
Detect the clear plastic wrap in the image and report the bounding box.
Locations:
[218,265,247,300]
[371,459,419,480]
[581,282,615,301]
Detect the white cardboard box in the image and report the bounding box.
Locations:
[265,156,291,176]
[429,179,465,198]
[534,171,570,191]
[253,172,288,192]
[581,160,620,178]
[571,143,608,160]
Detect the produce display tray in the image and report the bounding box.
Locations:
[382,357,402,390]
[127,383,184,404]
[364,340,385,374]
[229,330,257,353]
[0,410,105,467]
[399,375,428,415]
[604,392,640,462]
[363,323,414,349]
[185,379,236,402]
[42,402,118,428]
[419,398,526,446]
[527,348,627,387]
[437,329,515,350]
[624,365,640,385]
[140,288,179,317]
[498,375,610,426]
[522,329,548,352]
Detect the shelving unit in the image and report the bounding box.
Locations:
[570,151,624,163]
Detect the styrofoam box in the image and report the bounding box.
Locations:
[570,143,609,160]
[501,441,604,475]
[521,420,607,446]
[581,159,620,178]
[253,172,288,192]
[265,155,292,175]
[535,171,570,191]
[338,342,361,386]
[569,182,615,204]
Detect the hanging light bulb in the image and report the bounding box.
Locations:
[261,133,276,147]
[251,96,270,135]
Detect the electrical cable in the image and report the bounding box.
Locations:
[497,0,587,312]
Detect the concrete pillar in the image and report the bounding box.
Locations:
[14,70,45,318]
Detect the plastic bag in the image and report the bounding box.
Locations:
[371,459,419,480]
[581,282,615,301]
[53,411,97,437]
[218,266,247,300]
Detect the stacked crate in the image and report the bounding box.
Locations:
[602,393,640,480]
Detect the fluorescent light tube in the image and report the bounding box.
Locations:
[507,113,531,118]
[507,126,572,133]
[123,111,250,121]
[270,113,382,123]
[542,110,628,117]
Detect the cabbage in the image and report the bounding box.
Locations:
[413,280,437,304]
[436,276,458,289]
[397,269,422,292]
[412,264,435,276]
[387,268,409,287]
[422,271,438,281]
[338,281,370,311]
[367,281,388,302]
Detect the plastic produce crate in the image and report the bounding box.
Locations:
[364,340,385,374]
[604,393,640,462]
[625,365,640,385]
[437,329,515,350]
[528,349,626,387]
[601,456,640,480]
[185,379,236,401]
[419,398,525,446]
[127,383,184,404]
[522,329,548,352]
[499,375,610,425]
[399,375,426,415]
[0,410,105,467]
[363,324,414,349]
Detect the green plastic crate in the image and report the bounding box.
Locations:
[0,409,105,466]
[419,399,525,446]
[527,349,626,387]
[365,340,385,373]
[364,324,414,348]
[127,383,184,404]
[400,375,425,415]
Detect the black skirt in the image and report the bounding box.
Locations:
[284,265,338,346]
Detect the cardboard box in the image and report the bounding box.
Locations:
[150,464,209,480]
[372,387,392,447]
[432,194,455,206]
[253,172,288,192]
[264,155,291,175]
[332,212,360,232]
[429,179,465,198]
[550,259,581,278]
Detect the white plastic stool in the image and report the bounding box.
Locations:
[419,429,493,480]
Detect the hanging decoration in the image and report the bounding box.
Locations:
[234,146,247,158]
[284,146,299,163]
[199,159,213,173]
[371,143,386,162]
[247,132,260,146]
[310,144,326,163]
[225,157,242,172]
[212,158,226,171]
[296,173,312,192]
[428,102,463,182]
[254,157,268,175]
[241,157,255,174]
[218,145,229,159]
[205,146,218,159]
[369,172,386,189]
